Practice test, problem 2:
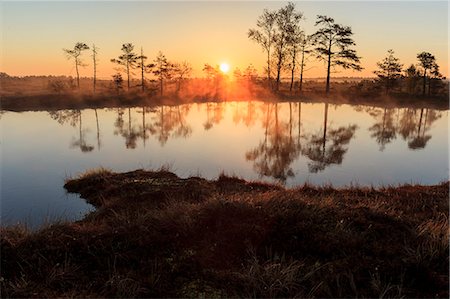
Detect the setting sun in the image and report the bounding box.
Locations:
[219,63,230,73]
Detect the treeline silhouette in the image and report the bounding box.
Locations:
[0,2,447,102]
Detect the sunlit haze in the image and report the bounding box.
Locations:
[1,1,448,78]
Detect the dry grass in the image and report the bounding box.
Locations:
[1,169,448,298]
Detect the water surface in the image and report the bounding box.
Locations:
[1,101,448,226]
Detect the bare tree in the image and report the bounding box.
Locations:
[111,43,138,90]
[63,42,90,88]
[374,49,403,94]
[310,15,362,94]
[91,44,99,93]
[298,34,312,93]
[248,8,277,89]
[136,47,154,92]
[417,52,436,96]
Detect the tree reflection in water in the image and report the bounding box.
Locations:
[203,102,224,131]
[49,110,94,152]
[407,108,439,150]
[368,107,397,151]
[149,104,192,146]
[246,102,300,183]
[114,108,140,149]
[301,103,358,173]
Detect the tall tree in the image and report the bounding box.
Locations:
[136,47,154,92]
[416,52,436,96]
[374,49,403,94]
[298,34,312,93]
[63,42,90,88]
[91,44,99,93]
[153,51,174,96]
[310,15,362,94]
[273,2,303,91]
[248,8,277,88]
[111,43,138,90]
[287,24,304,92]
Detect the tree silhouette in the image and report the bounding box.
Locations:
[286,22,304,92]
[203,64,224,97]
[111,43,138,90]
[63,42,90,88]
[374,49,403,94]
[404,64,421,95]
[310,15,362,94]
[173,61,192,93]
[298,34,312,93]
[136,47,154,92]
[112,73,124,94]
[248,8,277,89]
[273,2,303,91]
[91,44,99,93]
[416,52,436,96]
[428,62,443,96]
[153,51,174,96]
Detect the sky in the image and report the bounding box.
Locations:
[1,1,448,79]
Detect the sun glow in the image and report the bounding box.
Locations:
[219,63,230,73]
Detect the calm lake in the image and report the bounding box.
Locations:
[1,101,448,227]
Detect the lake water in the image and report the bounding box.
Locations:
[1,101,448,227]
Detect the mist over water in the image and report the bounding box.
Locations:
[1,101,448,226]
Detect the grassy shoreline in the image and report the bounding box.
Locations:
[1,90,448,112]
[1,169,449,298]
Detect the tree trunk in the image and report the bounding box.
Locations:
[422,69,427,96]
[141,48,145,92]
[75,57,80,88]
[290,48,296,92]
[126,62,130,90]
[325,38,332,94]
[267,48,271,90]
[299,47,305,93]
[276,50,282,91]
[325,51,331,94]
[93,46,97,93]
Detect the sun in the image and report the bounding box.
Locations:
[219,63,230,73]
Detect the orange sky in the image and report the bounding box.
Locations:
[2,1,448,79]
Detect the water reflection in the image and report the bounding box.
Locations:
[246,102,300,182]
[301,103,358,173]
[368,107,397,151]
[365,107,442,151]
[49,110,94,152]
[45,101,446,183]
[149,105,192,145]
